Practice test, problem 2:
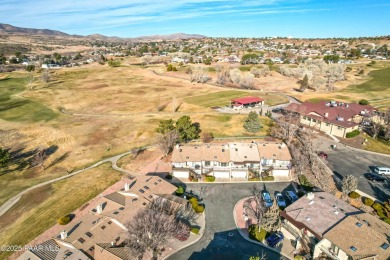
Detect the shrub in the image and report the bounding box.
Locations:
[383,217,390,225]
[298,174,313,191]
[176,186,184,195]
[194,205,205,213]
[57,215,71,225]
[294,256,304,260]
[249,178,261,181]
[167,64,173,71]
[358,99,369,105]
[372,202,384,212]
[189,197,198,208]
[348,191,361,199]
[346,130,360,138]
[205,176,215,182]
[165,174,173,180]
[262,176,275,181]
[363,197,374,207]
[191,227,200,234]
[248,224,267,242]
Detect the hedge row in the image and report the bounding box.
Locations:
[348,191,361,199]
[346,130,360,138]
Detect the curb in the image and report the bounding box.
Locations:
[233,198,292,260]
[162,212,206,260]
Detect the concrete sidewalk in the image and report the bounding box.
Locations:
[233,197,295,259]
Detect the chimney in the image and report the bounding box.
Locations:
[281,143,286,148]
[324,112,328,118]
[111,241,115,247]
[60,230,67,240]
[97,204,103,214]
[175,144,179,149]
[124,183,130,191]
[306,192,315,200]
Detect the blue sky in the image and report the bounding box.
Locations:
[1,0,390,38]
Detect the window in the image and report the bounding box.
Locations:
[85,232,93,238]
[313,119,316,123]
[303,116,307,120]
[337,126,343,130]
[350,246,357,252]
[144,186,149,190]
[221,163,227,167]
[119,207,125,210]
[325,123,330,126]
[380,243,389,250]
[205,161,210,166]
[101,225,106,230]
[78,238,85,244]
[139,189,145,193]
[355,222,362,227]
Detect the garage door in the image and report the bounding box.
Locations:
[231,170,247,178]
[173,170,189,178]
[272,169,290,177]
[214,171,230,178]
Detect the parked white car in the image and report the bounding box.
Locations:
[373,166,390,175]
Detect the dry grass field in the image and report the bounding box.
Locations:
[0,163,122,259]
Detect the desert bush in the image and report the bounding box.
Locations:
[57,215,71,225]
[346,130,360,138]
[191,227,200,234]
[176,186,184,195]
[358,99,369,105]
[262,176,275,181]
[348,191,361,199]
[363,197,374,207]
[205,176,215,182]
[194,205,205,213]
[248,224,267,242]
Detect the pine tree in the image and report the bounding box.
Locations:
[261,201,281,233]
[243,111,262,133]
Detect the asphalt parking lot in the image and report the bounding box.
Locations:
[318,140,390,201]
[167,182,293,260]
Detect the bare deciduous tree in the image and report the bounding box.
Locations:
[156,130,179,156]
[41,69,51,84]
[244,185,266,232]
[125,199,192,259]
[229,68,241,84]
[189,66,210,83]
[26,72,34,90]
[216,68,230,85]
[239,72,255,89]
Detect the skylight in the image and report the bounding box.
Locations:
[355,222,362,227]
[380,243,389,250]
[350,246,357,252]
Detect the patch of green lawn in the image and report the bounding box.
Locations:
[0,77,57,122]
[345,67,390,93]
[185,90,249,107]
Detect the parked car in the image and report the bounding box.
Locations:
[262,191,273,207]
[372,166,390,175]
[266,232,284,247]
[285,190,298,203]
[275,193,286,207]
[364,173,386,182]
[318,151,328,159]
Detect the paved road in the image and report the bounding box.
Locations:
[167,182,294,260]
[316,137,390,201]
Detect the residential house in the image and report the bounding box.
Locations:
[18,176,177,260]
[171,141,292,180]
[313,214,390,260]
[281,192,361,249]
[284,100,378,138]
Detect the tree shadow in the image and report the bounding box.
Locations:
[368,181,390,202]
[46,151,70,169]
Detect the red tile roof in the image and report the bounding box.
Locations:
[285,100,376,128]
[231,96,263,105]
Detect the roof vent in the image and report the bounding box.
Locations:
[97,204,103,214]
[355,222,362,227]
[306,192,315,200]
[334,210,339,215]
[308,200,314,205]
[124,183,130,191]
[60,230,68,240]
[305,217,311,221]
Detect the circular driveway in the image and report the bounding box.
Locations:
[167,182,292,260]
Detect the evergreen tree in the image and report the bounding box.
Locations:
[243,111,262,133]
[0,148,10,168]
[300,74,309,92]
[155,119,175,134]
[262,201,281,233]
[175,115,201,141]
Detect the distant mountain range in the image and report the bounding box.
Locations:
[0,23,206,41]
